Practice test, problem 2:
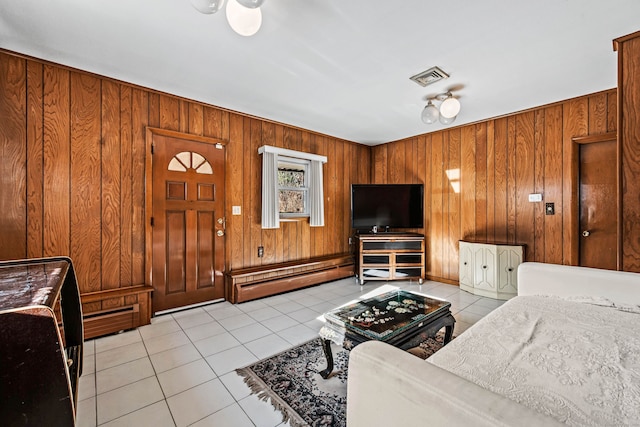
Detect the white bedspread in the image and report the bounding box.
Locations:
[427,295,640,426]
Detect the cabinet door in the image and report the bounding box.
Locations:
[497,246,522,295]
[474,245,496,291]
[459,242,474,287]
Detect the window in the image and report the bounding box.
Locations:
[258,145,326,229]
[278,157,309,216]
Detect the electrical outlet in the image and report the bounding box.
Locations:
[545,203,555,215]
[258,246,264,257]
[348,237,352,245]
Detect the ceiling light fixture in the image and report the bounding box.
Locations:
[190,0,264,37]
[421,92,461,125]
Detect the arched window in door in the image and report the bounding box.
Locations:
[168,151,213,174]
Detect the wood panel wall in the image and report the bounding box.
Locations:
[615,31,640,273]
[0,50,370,303]
[372,90,618,283]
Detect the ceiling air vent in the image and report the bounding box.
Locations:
[409,66,449,87]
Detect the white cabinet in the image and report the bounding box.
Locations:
[458,241,523,300]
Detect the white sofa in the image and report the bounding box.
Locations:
[347,262,640,426]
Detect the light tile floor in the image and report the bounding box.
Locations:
[76,278,504,427]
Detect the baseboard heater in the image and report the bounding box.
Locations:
[80,285,153,340]
[226,254,354,304]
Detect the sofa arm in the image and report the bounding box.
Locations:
[517,262,640,305]
[347,341,562,427]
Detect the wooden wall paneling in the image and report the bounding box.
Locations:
[179,100,189,133]
[148,93,160,128]
[486,121,496,243]
[316,135,330,256]
[421,135,432,274]
[100,80,122,293]
[26,61,44,259]
[299,132,311,260]
[607,91,617,132]
[227,113,244,271]
[273,125,286,263]
[588,92,608,134]
[442,132,451,278]
[533,109,546,262]
[562,98,588,264]
[334,141,346,253]
[159,95,179,131]
[249,119,262,266]
[514,112,535,261]
[388,139,404,183]
[475,123,488,242]
[131,88,148,284]
[493,118,508,242]
[373,144,387,183]
[69,73,102,295]
[119,86,133,286]
[43,65,71,257]
[543,105,564,263]
[0,55,27,260]
[506,117,518,243]
[189,103,204,136]
[447,128,461,281]
[460,126,476,243]
[261,122,277,265]
[203,107,222,140]
[429,132,444,279]
[617,34,640,271]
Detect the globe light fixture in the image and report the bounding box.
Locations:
[237,0,265,8]
[421,100,440,124]
[190,0,226,14]
[420,91,461,126]
[226,0,262,36]
[439,93,461,118]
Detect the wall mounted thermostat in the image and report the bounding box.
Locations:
[528,193,543,202]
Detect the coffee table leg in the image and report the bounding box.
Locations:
[443,323,454,344]
[319,339,334,379]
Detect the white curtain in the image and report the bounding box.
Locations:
[309,160,324,227]
[261,151,279,229]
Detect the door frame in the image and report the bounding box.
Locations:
[144,127,227,296]
[570,131,619,269]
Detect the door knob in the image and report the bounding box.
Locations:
[216,230,224,237]
[582,230,590,237]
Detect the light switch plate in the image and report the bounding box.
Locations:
[232,206,242,215]
[528,193,543,202]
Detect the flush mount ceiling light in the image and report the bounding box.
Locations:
[190,0,264,36]
[421,92,461,125]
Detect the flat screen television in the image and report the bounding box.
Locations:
[351,184,424,230]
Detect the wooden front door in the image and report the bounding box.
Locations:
[578,138,617,270]
[151,133,225,313]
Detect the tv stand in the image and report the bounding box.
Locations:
[355,233,425,285]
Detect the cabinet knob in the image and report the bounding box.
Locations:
[482,265,487,269]
[463,262,467,265]
[508,268,513,272]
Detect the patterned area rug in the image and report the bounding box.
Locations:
[236,333,448,427]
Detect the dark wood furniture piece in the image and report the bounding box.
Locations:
[355,233,425,285]
[0,257,84,426]
[225,253,354,303]
[318,289,454,379]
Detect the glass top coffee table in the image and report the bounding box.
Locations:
[318,289,455,378]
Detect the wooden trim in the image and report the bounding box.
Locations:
[80,284,153,303]
[613,30,640,51]
[569,132,619,269]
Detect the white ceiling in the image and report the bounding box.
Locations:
[1,0,639,145]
